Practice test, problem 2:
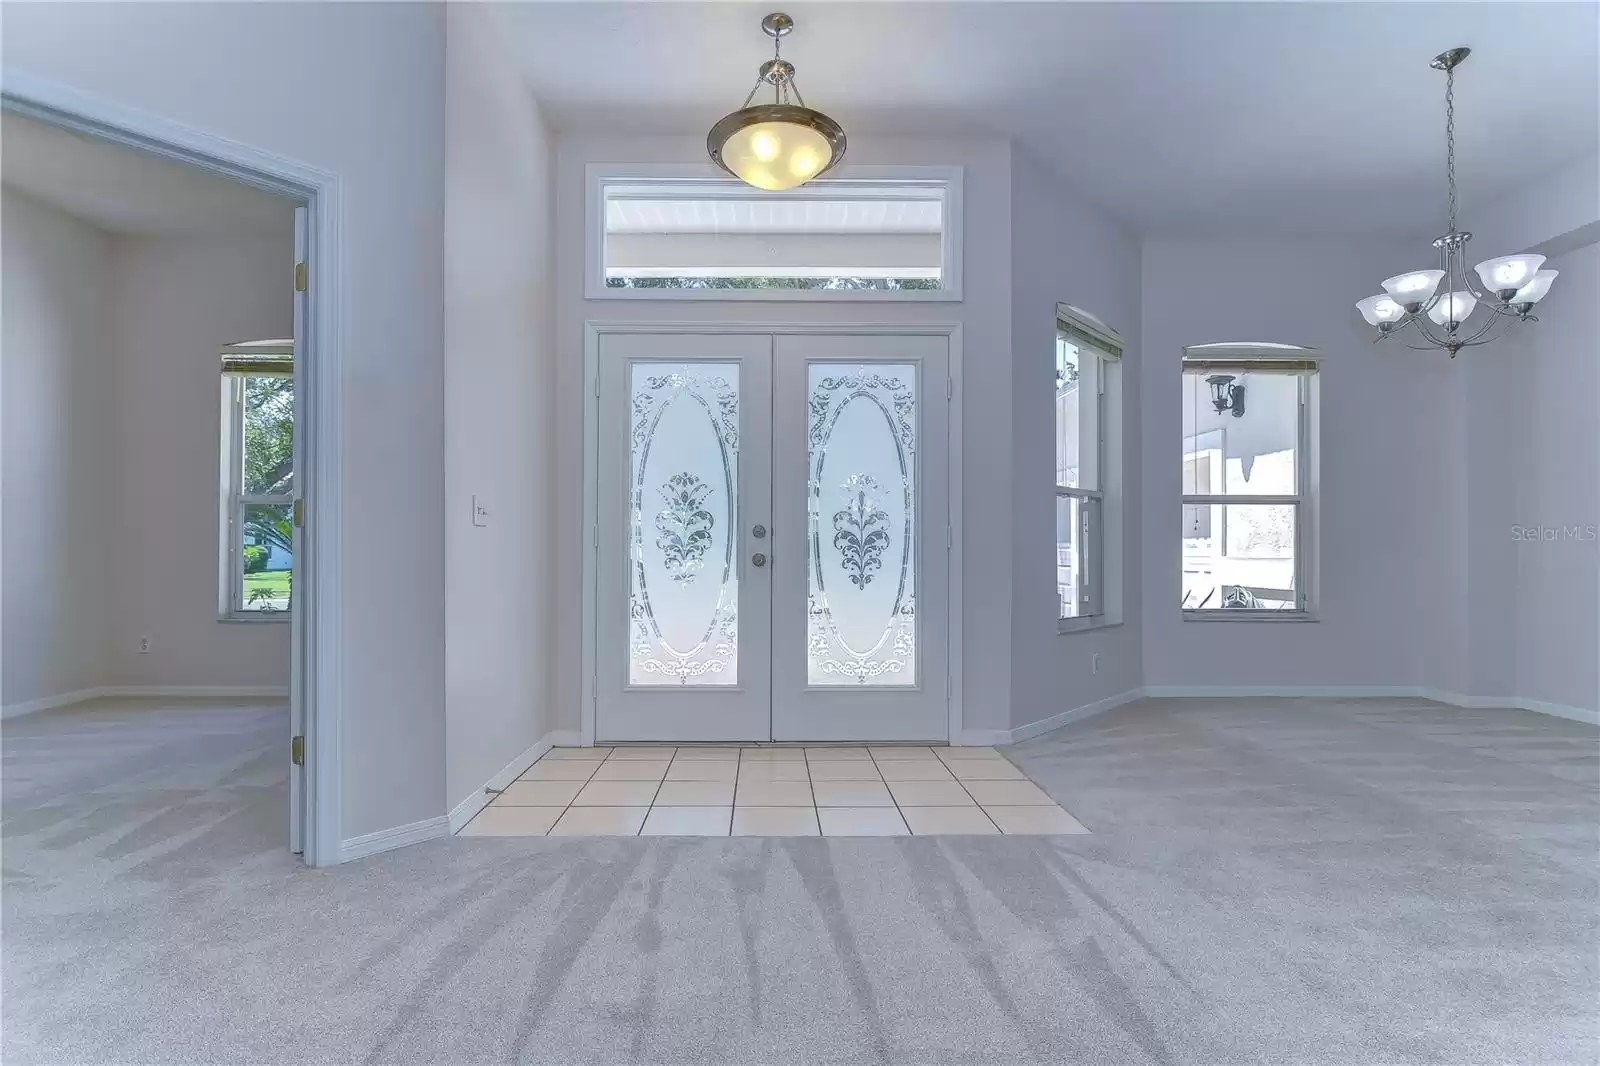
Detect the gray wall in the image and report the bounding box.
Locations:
[1,190,114,708]
[106,232,295,688]
[443,4,559,809]
[1008,148,1144,728]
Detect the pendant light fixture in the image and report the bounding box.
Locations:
[707,12,846,191]
[1356,48,1558,356]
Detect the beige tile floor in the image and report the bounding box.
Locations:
[459,744,1089,837]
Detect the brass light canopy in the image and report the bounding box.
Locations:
[707,12,846,191]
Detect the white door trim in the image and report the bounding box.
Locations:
[2,69,345,867]
[581,321,964,746]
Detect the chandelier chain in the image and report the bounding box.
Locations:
[1445,63,1457,234]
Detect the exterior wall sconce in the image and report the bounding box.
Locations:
[1207,375,1245,417]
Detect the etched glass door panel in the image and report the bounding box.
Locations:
[596,332,771,742]
[806,363,918,686]
[629,363,740,686]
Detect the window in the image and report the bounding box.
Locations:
[588,165,961,300]
[1180,345,1318,617]
[220,341,294,619]
[1056,305,1123,628]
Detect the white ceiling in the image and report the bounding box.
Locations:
[492,1,1600,236]
[1,112,293,236]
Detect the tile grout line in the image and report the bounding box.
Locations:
[545,744,610,835]
[637,747,676,835]
[866,749,911,835]
[948,751,1009,834]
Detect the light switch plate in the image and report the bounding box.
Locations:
[471,495,489,528]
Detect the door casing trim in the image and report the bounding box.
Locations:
[581,321,964,746]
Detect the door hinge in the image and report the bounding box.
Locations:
[294,261,308,292]
[946,377,953,400]
[293,499,305,528]
[290,735,305,766]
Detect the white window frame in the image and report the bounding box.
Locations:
[220,345,294,622]
[1057,305,1123,634]
[585,163,963,302]
[1180,343,1320,622]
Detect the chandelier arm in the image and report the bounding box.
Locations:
[787,76,808,109]
[739,75,767,110]
[1406,312,1457,350]
[1455,311,1511,348]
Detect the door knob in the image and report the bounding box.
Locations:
[752,524,767,539]
[751,552,767,567]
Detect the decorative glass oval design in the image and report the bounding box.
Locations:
[806,363,917,685]
[629,363,739,685]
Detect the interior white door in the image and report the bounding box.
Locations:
[770,333,950,741]
[595,333,773,741]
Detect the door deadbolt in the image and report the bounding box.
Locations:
[752,524,767,538]
[751,552,767,567]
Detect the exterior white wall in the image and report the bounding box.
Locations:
[1,190,115,708]
[2,1,449,838]
[1008,150,1143,728]
[553,134,1015,735]
[1140,238,1450,689]
[105,232,294,688]
[444,4,557,808]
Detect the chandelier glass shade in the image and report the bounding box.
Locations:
[1357,48,1558,356]
[707,13,846,191]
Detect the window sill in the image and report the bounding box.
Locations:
[1058,616,1121,636]
[219,613,291,625]
[1181,610,1318,623]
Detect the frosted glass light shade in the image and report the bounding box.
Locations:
[1511,269,1558,305]
[1427,290,1478,326]
[1474,254,1546,294]
[712,116,840,191]
[1382,269,1446,306]
[1356,294,1406,326]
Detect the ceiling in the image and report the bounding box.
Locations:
[492,1,1600,237]
[1,112,293,236]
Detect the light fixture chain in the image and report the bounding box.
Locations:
[1445,63,1457,234]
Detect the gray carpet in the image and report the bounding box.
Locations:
[3,695,1596,1064]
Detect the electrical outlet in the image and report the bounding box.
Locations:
[1091,652,1101,675]
[471,494,489,528]
[138,636,151,655]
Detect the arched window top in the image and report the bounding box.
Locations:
[1184,341,1317,355]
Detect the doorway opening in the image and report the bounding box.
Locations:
[1,81,339,865]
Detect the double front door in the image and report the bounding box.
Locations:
[595,330,950,742]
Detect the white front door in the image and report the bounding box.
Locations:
[594,330,950,743]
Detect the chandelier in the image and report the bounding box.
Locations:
[707,12,846,191]
[1356,48,1558,356]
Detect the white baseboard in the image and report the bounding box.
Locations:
[956,687,1145,747]
[1143,686,1599,726]
[2,686,110,719]
[1415,689,1600,726]
[447,728,581,834]
[2,684,287,719]
[339,816,450,863]
[107,685,289,699]
[1142,685,1422,699]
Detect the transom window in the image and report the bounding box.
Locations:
[1056,305,1123,627]
[219,341,294,619]
[588,165,961,301]
[1181,345,1318,617]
